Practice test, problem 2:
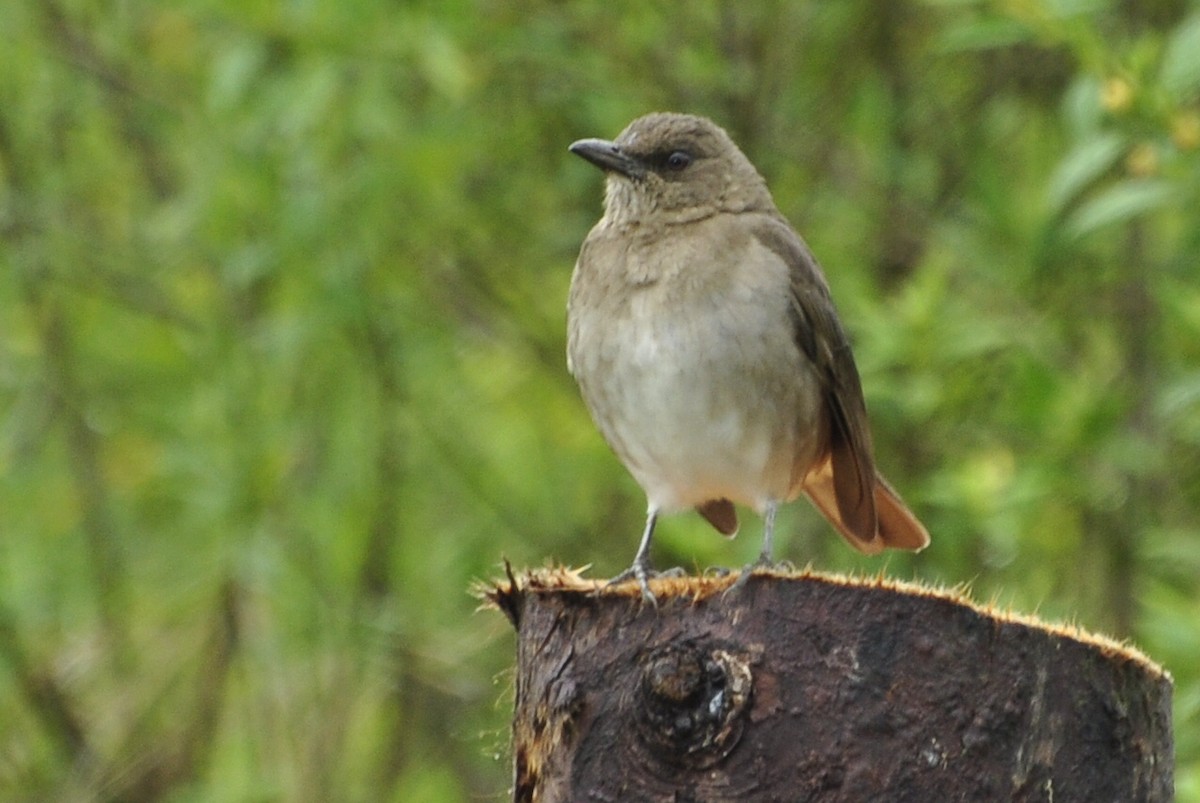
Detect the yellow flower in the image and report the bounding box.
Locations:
[1101,77,1133,113]
[1125,143,1158,177]
[1171,112,1200,151]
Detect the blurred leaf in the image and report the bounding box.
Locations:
[1158,373,1200,418]
[1061,76,1106,137]
[1161,13,1200,101]
[936,18,1032,53]
[1044,0,1106,17]
[1044,133,1126,216]
[1062,178,1174,239]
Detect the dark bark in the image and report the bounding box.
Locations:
[487,568,1173,803]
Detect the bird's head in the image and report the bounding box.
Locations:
[570,112,774,225]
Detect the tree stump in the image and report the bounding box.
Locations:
[485,567,1173,802]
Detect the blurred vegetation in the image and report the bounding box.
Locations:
[1,0,1198,799]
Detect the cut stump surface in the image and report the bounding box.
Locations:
[485,567,1173,803]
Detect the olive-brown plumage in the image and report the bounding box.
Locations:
[567,113,929,600]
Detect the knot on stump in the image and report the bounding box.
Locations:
[636,642,752,768]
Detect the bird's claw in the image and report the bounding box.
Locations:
[727,554,777,594]
[605,562,683,606]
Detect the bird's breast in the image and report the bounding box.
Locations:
[568,226,825,513]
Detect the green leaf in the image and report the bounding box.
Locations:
[1061,76,1106,139]
[1161,13,1200,100]
[936,18,1032,53]
[1044,133,1126,216]
[1043,0,1106,18]
[1157,372,1200,418]
[1062,178,1174,239]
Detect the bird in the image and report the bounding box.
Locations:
[566,112,929,603]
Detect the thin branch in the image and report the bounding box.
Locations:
[0,600,90,764]
[357,302,407,602]
[27,287,132,668]
[39,0,178,198]
[98,580,241,802]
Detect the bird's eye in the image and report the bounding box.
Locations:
[665,151,692,170]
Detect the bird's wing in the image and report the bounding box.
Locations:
[752,216,880,550]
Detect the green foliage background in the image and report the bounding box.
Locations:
[2,0,1199,799]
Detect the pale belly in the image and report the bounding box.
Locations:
[573,295,825,514]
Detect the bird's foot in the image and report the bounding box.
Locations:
[606,563,683,606]
[727,553,780,594]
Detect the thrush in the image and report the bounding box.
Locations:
[567,112,929,602]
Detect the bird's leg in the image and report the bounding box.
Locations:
[607,508,660,604]
[755,501,779,566]
[730,501,778,592]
